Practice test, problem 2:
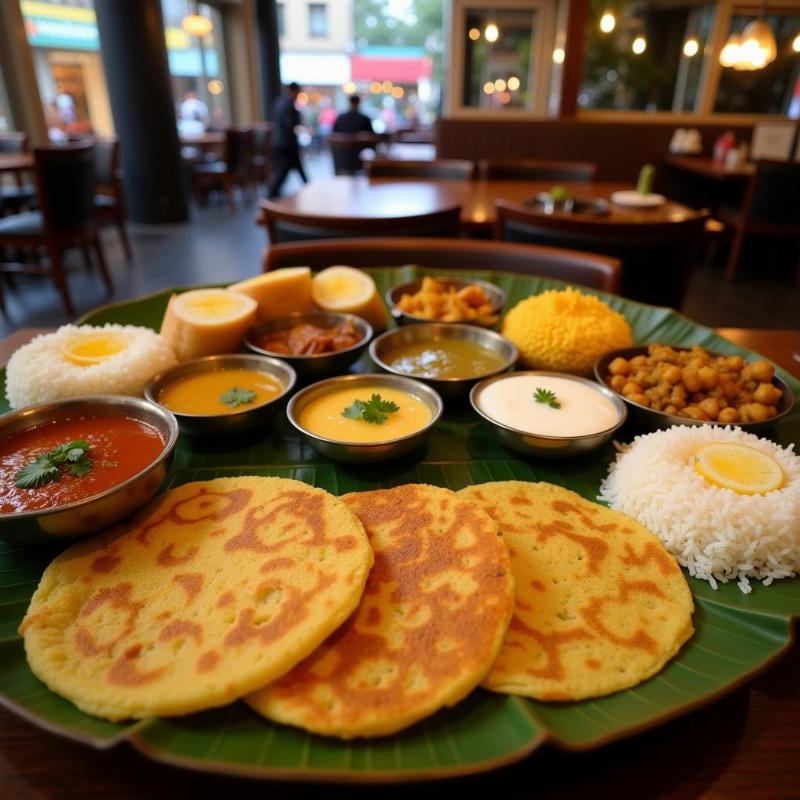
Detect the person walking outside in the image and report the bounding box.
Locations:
[268,82,308,199]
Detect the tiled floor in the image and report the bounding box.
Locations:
[1,159,798,337]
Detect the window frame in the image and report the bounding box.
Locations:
[308,3,328,39]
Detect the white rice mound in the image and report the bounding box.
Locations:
[599,425,800,594]
[5,324,178,409]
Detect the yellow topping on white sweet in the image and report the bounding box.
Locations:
[312,266,388,331]
[60,331,131,366]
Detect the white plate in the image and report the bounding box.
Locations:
[610,191,666,208]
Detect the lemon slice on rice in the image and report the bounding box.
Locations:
[61,331,131,366]
[693,443,784,495]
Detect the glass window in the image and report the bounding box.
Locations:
[715,13,800,117]
[0,68,12,132]
[277,2,286,38]
[161,0,231,130]
[309,3,328,38]
[579,1,715,112]
[463,8,536,110]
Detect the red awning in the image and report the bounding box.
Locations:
[350,55,432,84]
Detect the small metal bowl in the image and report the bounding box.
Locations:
[145,353,296,437]
[369,322,517,403]
[244,312,372,382]
[594,346,796,434]
[287,373,443,464]
[386,276,505,327]
[470,371,627,459]
[0,395,178,543]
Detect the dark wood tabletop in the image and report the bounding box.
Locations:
[0,153,34,173]
[265,177,700,232]
[663,155,756,182]
[1,326,798,798]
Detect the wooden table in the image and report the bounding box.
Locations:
[265,177,700,234]
[0,153,34,174]
[663,155,755,182]
[1,327,798,798]
[179,132,225,147]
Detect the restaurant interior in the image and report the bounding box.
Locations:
[0,0,799,797]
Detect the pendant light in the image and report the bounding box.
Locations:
[719,0,776,70]
[600,12,616,33]
[182,12,213,38]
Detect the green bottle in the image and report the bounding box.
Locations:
[637,164,655,196]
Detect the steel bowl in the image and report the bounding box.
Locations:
[470,371,627,459]
[594,345,796,434]
[145,353,296,437]
[287,373,443,464]
[0,395,178,543]
[244,312,372,382]
[369,322,517,403]
[386,276,505,327]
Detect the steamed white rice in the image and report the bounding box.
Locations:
[599,425,800,593]
[5,324,177,409]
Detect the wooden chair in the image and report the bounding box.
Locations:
[479,158,596,182]
[251,122,272,187]
[260,202,462,245]
[495,200,707,309]
[0,132,37,214]
[328,132,383,175]
[718,160,800,283]
[0,142,112,316]
[262,237,621,293]
[93,136,132,261]
[191,126,255,210]
[365,159,476,180]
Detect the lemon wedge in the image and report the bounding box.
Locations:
[160,288,257,361]
[229,267,313,321]
[61,331,130,366]
[693,442,784,495]
[312,266,388,331]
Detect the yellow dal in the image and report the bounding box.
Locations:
[158,368,284,415]
[299,385,431,443]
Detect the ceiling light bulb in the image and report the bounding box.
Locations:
[468,28,480,41]
[484,23,499,43]
[507,76,520,91]
[793,33,800,52]
[552,47,565,64]
[740,19,777,67]
[483,81,496,95]
[181,13,213,37]
[494,78,507,92]
[600,12,616,34]
[719,34,741,67]
[632,36,646,55]
[683,38,699,57]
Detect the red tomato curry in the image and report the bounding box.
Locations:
[0,415,165,513]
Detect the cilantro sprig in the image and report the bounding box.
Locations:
[14,439,93,489]
[219,386,257,408]
[533,388,561,409]
[342,394,400,425]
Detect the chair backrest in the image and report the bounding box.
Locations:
[225,126,255,173]
[479,158,596,182]
[260,202,462,244]
[745,160,800,227]
[262,237,621,293]
[366,158,476,180]
[0,132,29,154]
[34,142,96,235]
[328,132,383,175]
[92,136,120,191]
[495,200,707,309]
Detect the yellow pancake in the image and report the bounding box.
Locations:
[459,481,694,701]
[20,477,372,721]
[247,484,515,738]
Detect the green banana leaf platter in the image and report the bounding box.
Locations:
[1,267,798,783]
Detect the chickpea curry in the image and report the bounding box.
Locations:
[603,344,783,423]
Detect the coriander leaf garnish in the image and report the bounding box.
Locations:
[533,387,561,409]
[219,386,257,408]
[14,440,92,489]
[341,393,400,425]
